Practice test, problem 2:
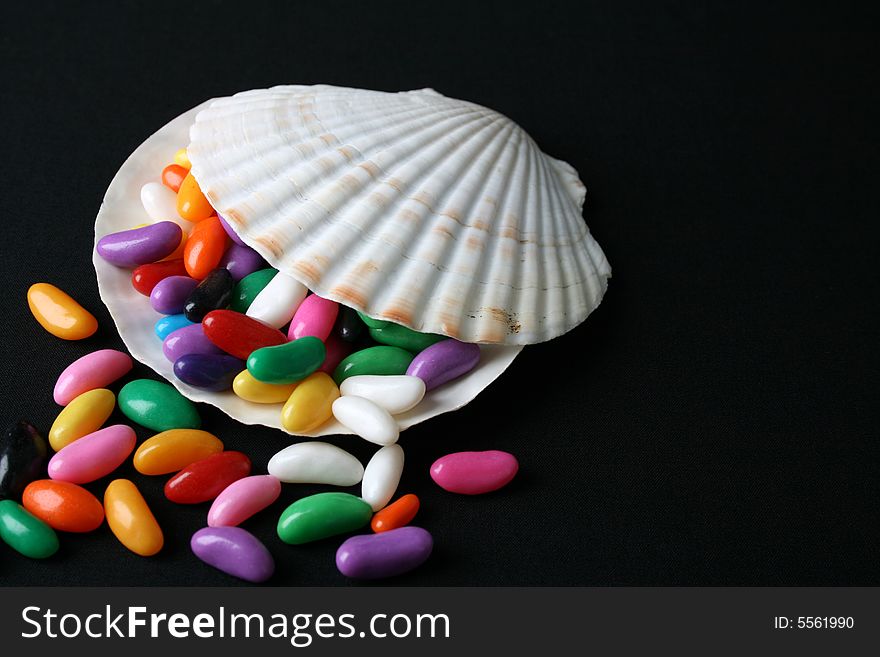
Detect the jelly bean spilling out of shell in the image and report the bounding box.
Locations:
[339,375,425,415]
[267,441,363,486]
[118,379,201,431]
[361,444,404,511]
[208,475,281,527]
[280,372,340,433]
[48,388,115,451]
[191,526,275,583]
[54,349,132,405]
[371,494,420,533]
[164,451,251,504]
[430,450,519,495]
[0,420,48,500]
[96,221,182,268]
[27,283,98,340]
[104,479,163,557]
[48,425,136,484]
[336,526,433,579]
[0,500,59,559]
[133,429,224,476]
[23,480,104,533]
[277,492,372,545]
[331,396,399,446]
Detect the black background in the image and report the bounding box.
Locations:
[1,1,877,586]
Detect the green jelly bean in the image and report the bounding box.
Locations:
[247,336,325,385]
[277,492,372,545]
[229,268,277,313]
[356,311,389,330]
[118,379,201,431]
[333,345,414,385]
[0,500,59,559]
[368,323,445,353]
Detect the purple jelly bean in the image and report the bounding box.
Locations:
[405,339,481,391]
[163,323,222,362]
[220,244,265,281]
[173,353,243,391]
[96,222,182,268]
[336,526,433,579]
[150,275,199,315]
[191,526,274,583]
[217,214,245,246]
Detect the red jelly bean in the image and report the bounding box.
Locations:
[202,310,288,360]
[184,216,229,280]
[131,259,188,296]
[161,164,188,193]
[319,333,353,375]
[164,451,251,504]
[371,493,420,533]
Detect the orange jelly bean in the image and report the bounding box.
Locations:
[184,215,228,279]
[176,171,214,222]
[23,480,104,533]
[371,493,420,533]
[27,283,98,340]
[161,164,188,193]
[104,479,164,557]
[133,429,224,475]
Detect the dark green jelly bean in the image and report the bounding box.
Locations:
[0,500,59,559]
[0,420,47,500]
[230,268,277,313]
[277,492,372,545]
[356,311,389,329]
[247,336,326,385]
[333,346,414,385]
[368,323,445,353]
[184,267,235,322]
[118,379,201,431]
[335,306,366,343]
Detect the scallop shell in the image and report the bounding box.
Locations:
[187,85,611,345]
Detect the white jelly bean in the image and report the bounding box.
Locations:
[339,375,426,415]
[361,444,404,511]
[246,272,308,328]
[267,441,363,486]
[331,396,399,446]
[141,182,183,223]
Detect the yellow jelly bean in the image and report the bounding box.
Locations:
[104,479,163,557]
[233,370,298,404]
[281,372,339,433]
[174,147,191,170]
[48,388,116,451]
[27,283,98,340]
[133,429,224,475]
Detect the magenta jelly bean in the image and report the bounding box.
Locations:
[318,333,353,375]
[150,275,199,315]
[162,323,223,363]
[53,349,133,406]
[219,243,265,281]
[430,450,518,494]
[406,339,481,390]
[288,294,339,341]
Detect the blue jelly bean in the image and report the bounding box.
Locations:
[155,314,194,340]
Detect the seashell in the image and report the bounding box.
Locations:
[187,85,611,345]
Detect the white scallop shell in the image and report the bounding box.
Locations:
[187,85,611,345]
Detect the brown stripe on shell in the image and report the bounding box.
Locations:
[329,284,367,309]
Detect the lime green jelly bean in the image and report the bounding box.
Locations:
[277,492,372,545]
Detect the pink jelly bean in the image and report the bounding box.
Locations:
[53,349,133,406]
[287,294,339,341]
[429,450,519,495]
[318,333,353,375]
[48,425,137,484]
[207,475,282,527]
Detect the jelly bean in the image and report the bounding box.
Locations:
[118,379,201,431]
[331,396,399,446]
[267,441,363,486]
[0,421,47,500]
[208,475,281,527]
[161,228,189,262]
[183,267,234,322]
[219,243,265,281]
[333,346,414,385]
[336,526,433,579]
[246,271,308,328]
[161,164,188,193]
[96,221,183,268]
[165,451,251,504]
[288,294,339,341]
[217,214,246,246]
[191,526,275,583]
[277,492,372,545]
[361,445,404,511]
[154,313,194,340]
[184,216,229,279]
[369,324,445,353]
[247,336,325,385]
[22,480,104,533]
[371,494,420,533]
[202,309,287,360]
[48,388,116,452]
[174,353,244,391]
[133,429,223,475]
[0,500,59,558]
[230,268,277,313]
[140,182,182,222]
[176,171,214,222]
[132,259,188,296]
[336,307,366,342]
[174,147,191,170]
[104,479,163,556]
[163,322,222,362]
[280,372,340,433]
[48,424,136,484]
[232,370,298,404]
[150,275,199,315]
[430,450,518,495]
[27,283,98,340]
[356,312,388,329]
[53,349,132,406]
[318,333,353,375]
[406,339,481,391]
[339,375,426,415]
